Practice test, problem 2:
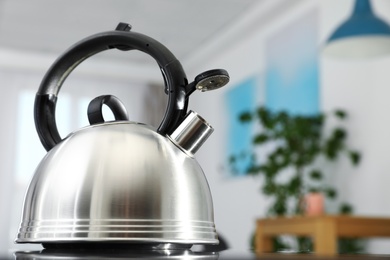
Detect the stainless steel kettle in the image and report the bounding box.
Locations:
[16,23,229,248]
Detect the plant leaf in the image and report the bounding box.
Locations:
[263,182,277,195]
[228,155,236,163]
[325,188,337,199]
[349,151,361,165]
[239,112,252,123]
[334,128,347,140]
[253,133,268,144]
[339,203,353,214]
[256,107,274,129]
[308,187,320,193]
[334,109,347,119]
[287,176,301,195]
[309,170,322,180]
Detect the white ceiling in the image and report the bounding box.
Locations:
[0,0,258,66]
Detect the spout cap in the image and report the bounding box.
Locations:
[168,111,213,156]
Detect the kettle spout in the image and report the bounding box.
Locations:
[168,111,213,156]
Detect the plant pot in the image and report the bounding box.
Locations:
[304,192,324,216]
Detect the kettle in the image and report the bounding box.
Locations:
[15,23,229,249]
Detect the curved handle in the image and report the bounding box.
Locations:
[34,24,189,151]
[87,95,129,125]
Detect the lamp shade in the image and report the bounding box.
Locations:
[323,0,390,58]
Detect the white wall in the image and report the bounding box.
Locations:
[187,0,390,253]
[0,69,21,255]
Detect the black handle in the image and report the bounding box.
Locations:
[34,23,189,151]
[87,95,129,125]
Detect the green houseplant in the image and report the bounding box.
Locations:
[228,106,363,253]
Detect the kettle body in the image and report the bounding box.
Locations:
[16,121,217,245]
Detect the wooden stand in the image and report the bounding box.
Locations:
[256,215,390,255]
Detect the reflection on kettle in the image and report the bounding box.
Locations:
[15,22,229,249]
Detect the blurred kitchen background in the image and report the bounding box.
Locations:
[1,0,390,255]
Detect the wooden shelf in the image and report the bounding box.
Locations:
[256,215,390,255]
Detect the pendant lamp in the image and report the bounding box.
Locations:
[323,0,390,58]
